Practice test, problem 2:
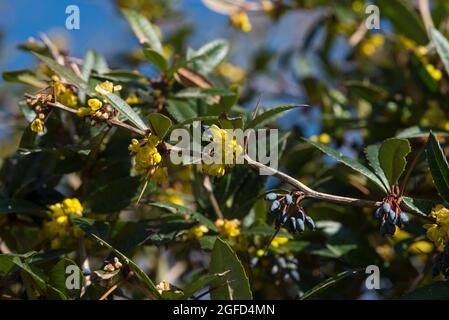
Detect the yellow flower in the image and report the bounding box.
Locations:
[217,62,246,83]
[159,188,184,206]
[408,241,434,255]
[76,107,91,117]
[352,1,364,13]
[88,98,103,111]
[52,76,78,108]
[360,34,384,56]
[230,11,252,32]
[95,81,121,94]
[310,133,331,144]
[261,0,274,12]
[425,64,442,81]
[270,236,289,248]
[30,118,44,133]
[424,205,449,252]
[187,224,209,240]
[130,136,167,183]
[203,163,226,177]
[62,198,83,216]
[152,167,168,183]
[215,218,241,238]
[256,249,265,257]
[56,215,69,226]
[125,93,144,105]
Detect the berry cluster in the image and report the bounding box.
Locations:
[374,197,409,236]
[250,254,300,284]
[432,244,449,277]
[265,192,315,233]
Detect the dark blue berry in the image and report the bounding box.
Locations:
[398,212,409,225]
[271,265,279,274]
[265,192,277,201]
[270,200,280,212]
[290,270,300,282]
[289,217,297,232]
[285,194,293,204]
[278,257,287,268]
[304,216,315,231]
[382,202,391,212]
[388,210,396,223]
[296,218,305,232]
[374,207,383,219]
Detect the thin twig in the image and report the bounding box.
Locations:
[419,0,434,38]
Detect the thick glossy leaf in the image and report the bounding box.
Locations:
[299,269,361,300]
[147,201,217,231]
[247,105,306,129]
[148,113,172,139]
[174,87,235,99]
[310,244,357,258]
[306,139,387,193]
[210,237,252,300]
[376,0,428,45]
[378,138,411,187]
[187,39,229,74]
[2,70,47,88]
[48,258,83,299]
[365,144,390,192]
[144,47,168,73]
[344,80,387,101]
[402,197,436,216]
[121,9,163,54]
[101,90,148,131]
[426,132,449,201]
[166,99,197,123]
[71,216,110,239]
[431,28,449,77]
[34,53,92,94]
[396,127,449,139]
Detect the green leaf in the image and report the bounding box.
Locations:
[426,132,449,201]
[209,237,252,300]
[365,144,390,192]
[310,244,357,258]
[85,176,140,213]
[166,99,197,122]
[299,269,361,300]
[0,255,15,277]
[401,281,449,299]
[148,113,172,139]
[147,201,217,231]
[121,9,163,54]
[2,70,47,88]
[378,138,411,187]
[174,87,236,99]
[396,127,449,139]
[402,196,436,216]
[183,271,229,298]
[79,231,160,298]
[34,53,92,94]
[187,39,229,74]
[431,28,449,77]
[344,80,388,101]
[247,105,307,129]
[144,47,168,73]
[376,0,428,45]
[101,90,148,131]
[81,50,95,82]
[48,258,83,299]
[71,216,110,239]
[305,139,387,193]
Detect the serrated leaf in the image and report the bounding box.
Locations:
[101,90,148,131]
[378,138,411,187]
[34,53,92,94]
[426,132,449,201]
[121,9,163,54]
[365,144,390,192]
[210,237,252,300]
[148,113,172,139]
[431,28,449,77]
[144,47,168,73]
[147,201,217,232]
[402,196,436,216]
[247,105,307,129]
[187,39,229,74]
[305,139,387,193]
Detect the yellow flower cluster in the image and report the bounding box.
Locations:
[270,235,289,248]
[125,93,144,105]
[202,125,243,177]
[30,118,44,133]
[424,205,449,252]
[360,34,384,56]
[52,76,78,108]
[129,135,167,183]
[215,218,241,238]
[421,103,449,131]
[159,188,184,206]
[42,198,84,249]
[76,81,122,118]
[186,224,209,240]
[230,11,252,32]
